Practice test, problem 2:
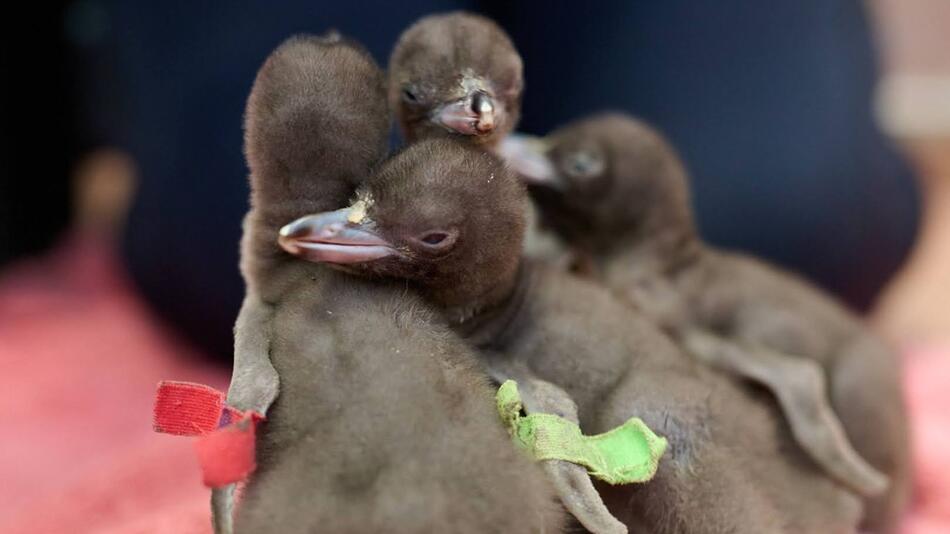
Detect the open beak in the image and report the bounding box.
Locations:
[278,207,400,264]
[434,90,496,136]
[496,133,563,189]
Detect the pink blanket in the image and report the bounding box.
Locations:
[0,235,945,533]
[902,344,950,533]
[0,236,220,534]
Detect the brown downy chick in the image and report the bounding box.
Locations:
[503,114,890,498]
[216,32,393,534]
[389,12,523,147]
[389,12,568,272]
[225,34,390,479]
[230,35,564,534]
[281,139,625,534]
[241,33,390,296]
[281,139,865,534]
[505,113,910,532]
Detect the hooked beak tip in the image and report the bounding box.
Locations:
[276,233,299,256]
[475,116,495,134]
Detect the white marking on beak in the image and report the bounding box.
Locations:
[347,199,368,224]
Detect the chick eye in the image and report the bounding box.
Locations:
[412,228,459,252]
[564,150,605,179]
[421,232,448,245]
[402,88,419,103]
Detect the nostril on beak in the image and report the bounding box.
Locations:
[319,222,344,238]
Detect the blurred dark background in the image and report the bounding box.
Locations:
[2,4,77,266]
[1,1,919,360]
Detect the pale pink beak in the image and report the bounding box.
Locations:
[434,91,496,136]
[278,208,400,264]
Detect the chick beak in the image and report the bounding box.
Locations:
[435,90,496,136]
[278,207,399,264]
[496,133,563,190]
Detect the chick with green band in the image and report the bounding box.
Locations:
[497,380,668,485]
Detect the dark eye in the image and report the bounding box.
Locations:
[412,228,459,252]
[564,150,605,179]
[421,232,448,245]
[402,88,418,103]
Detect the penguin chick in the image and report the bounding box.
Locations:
[501,116,890,501]
[229,35,564,534]
[389,12,568,269]
[389,12,523,147]
[280,135,620,532]
[236,275,565,534]
[280,139,865,534]
[215,32,393,534]
[505,113,910,532]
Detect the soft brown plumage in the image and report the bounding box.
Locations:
[387,16,614,528]
[512,112,911,532]
[286,139,865,533]
[389,12,523,147]
[228,34,564,534]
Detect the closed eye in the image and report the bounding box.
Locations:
[412,228,459,253]
[421,232,448,245]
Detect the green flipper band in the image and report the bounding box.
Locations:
[496,380,668,485]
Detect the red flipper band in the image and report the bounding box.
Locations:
[195,416,258,487]
[153,381,225,436]
[153,380,264,487]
